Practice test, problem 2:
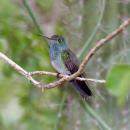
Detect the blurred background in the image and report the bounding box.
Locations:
[0,0,130,130]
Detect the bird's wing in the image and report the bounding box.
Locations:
[61,49,92,97]
[61,49,80,74]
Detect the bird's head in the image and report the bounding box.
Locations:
[41,34,68,49]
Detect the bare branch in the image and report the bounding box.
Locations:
[71,18,130,78]
[0,52,42,88]
[0,52,105,90]
[0,18,130,90]
[30,71,106,83]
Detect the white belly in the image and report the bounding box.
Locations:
[51,57,70,75]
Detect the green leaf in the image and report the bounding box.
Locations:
[106,64,130,105]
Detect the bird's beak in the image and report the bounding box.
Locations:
[38,34,55,40]
[42,35,52,40]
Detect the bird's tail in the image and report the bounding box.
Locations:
[71,79,92,97]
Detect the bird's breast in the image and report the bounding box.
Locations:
[50,49,70,74]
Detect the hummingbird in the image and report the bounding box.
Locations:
[43,35,92,98]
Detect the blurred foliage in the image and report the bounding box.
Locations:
[0,0,130,130]
[36,0,54,12]
[106,64,130,105]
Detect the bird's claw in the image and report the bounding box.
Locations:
[57,73,60,78]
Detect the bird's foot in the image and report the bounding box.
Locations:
[57,73,60,78]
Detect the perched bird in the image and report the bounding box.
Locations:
[43,35,92,98]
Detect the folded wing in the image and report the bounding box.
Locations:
[61,49,92,97]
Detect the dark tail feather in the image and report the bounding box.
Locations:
[71,80,92,97]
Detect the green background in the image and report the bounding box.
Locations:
[0,0,130,130]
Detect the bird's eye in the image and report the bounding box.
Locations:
[58,38,62,43]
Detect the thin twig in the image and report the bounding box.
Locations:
[0,52,105,90]
[30,71,106,83]
[23,0,43,34]
[84,103,112,130]
[78,0,106,58]
[0,52,42,88]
